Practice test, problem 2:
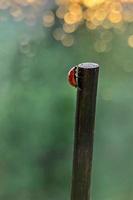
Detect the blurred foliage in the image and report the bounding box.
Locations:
[0,3,133,200]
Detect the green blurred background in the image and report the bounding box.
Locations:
[0,7,133,200]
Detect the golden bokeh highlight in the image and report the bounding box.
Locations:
[128,35,133,48]
[63,23,77,33]
[0,0,133,49]
[61,34,74,47]
[43,11,55,27]
[53,28,66,41]
[56,0,133,27]
[53,0,133,49]
[64,3,83,25]
[83,0,105,8]
[10,6,24,21]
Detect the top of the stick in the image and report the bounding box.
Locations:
[78,62,99,69]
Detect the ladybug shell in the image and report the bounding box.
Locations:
[68,66,77,87]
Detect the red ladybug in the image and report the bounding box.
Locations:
[68,66,77,87]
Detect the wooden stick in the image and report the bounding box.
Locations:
[71,63,99,200]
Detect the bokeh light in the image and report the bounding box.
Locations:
[128,34,133,47]
[0,0,133,49]
[43,11,55,27]
[52,0,133,49]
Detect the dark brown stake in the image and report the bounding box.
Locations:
[71,63,99,200]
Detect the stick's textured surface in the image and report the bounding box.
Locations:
[71,63,99,200]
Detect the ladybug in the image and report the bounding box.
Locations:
[68,66,77,87]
